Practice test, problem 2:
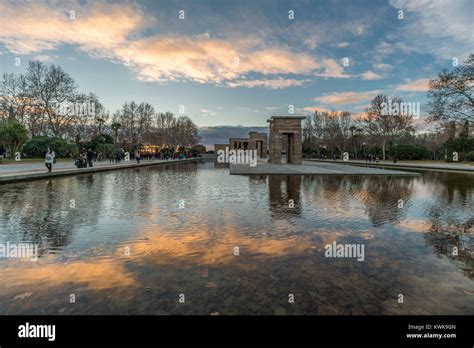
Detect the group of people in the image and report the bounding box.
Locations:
[43,147,201,172]
[365,154,379,163]
[75,149,95,168]
[133,150,201,164]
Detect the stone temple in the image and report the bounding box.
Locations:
[214,116,306,163]
[267,116,305,164]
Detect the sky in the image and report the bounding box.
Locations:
[0,0,473,132]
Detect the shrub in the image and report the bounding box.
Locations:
[23,136,78,158]
[465,151,474,161]
[96,143,115,158]
[191,144,207,153]
[445,138,474,153]
[387,144,431,160]
[81,133,114,151]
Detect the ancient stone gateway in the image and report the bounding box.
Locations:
[267,116,305,164]
[248,132,267,158]
[229,138,250,150]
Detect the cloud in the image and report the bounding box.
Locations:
[361,70,383,80]
[300,106,331,114]
[389,0,473,59]
[33,54,56,62]
[314,58,350,78]
[200,109,216,117]
[227,77,309,89]
[128,38,349,83]
[0,0,350,88]
[314,90,380,105]
[333,42,350,48]
[397,78,431,92]
[373,63,392,73]
[0,1,147,55]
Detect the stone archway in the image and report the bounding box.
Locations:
[267,116,305,164]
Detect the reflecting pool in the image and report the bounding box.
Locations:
[0,161,473,314]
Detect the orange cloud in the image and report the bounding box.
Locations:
[397,78,431,92]
[0,1,147,55]
[301,106,331,113]
[315,90,380,105]
[0,1,350,88]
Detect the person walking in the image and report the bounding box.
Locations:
[45,148,54,172]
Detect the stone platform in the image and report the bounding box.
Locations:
[0,158,203,184]
[229,160,420,176]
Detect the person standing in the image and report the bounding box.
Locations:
[45,148,54,172]
[115,148,121,163]
[135,150,141,164]
[87,148,94,167]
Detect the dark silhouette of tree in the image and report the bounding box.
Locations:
[428,53,474,124]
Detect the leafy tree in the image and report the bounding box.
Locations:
[0,121,28,159]
[23,136,78,158]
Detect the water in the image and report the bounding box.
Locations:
[0,161,473,314]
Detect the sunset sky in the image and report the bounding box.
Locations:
[0,0,472,129]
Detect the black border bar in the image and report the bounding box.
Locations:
[0,315,472,346]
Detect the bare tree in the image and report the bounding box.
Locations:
[136,102,154,142]
[428,53,474,124]
[364,94,415,160]
[26,61,77,137]
[118,101,140,143]
[0,73,31,126]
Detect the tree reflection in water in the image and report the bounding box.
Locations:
[0,162,472,314]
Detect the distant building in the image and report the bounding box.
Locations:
[214,144,228,153]
[214,132,268,158]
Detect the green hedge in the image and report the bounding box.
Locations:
[445,138,474,153]
[23,136,78,158]
[464,151,474,161]
[387,144,431,160]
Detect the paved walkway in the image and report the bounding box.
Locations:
[0,158,202,184]
[305,159,474,172]
[230,160,419,176]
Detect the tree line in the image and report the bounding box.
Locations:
[0,61,199,159]
[302,54,474,161]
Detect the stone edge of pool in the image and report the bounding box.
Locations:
[229,161,421,176]
[0,158,204,185]
[304,159,474,173]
